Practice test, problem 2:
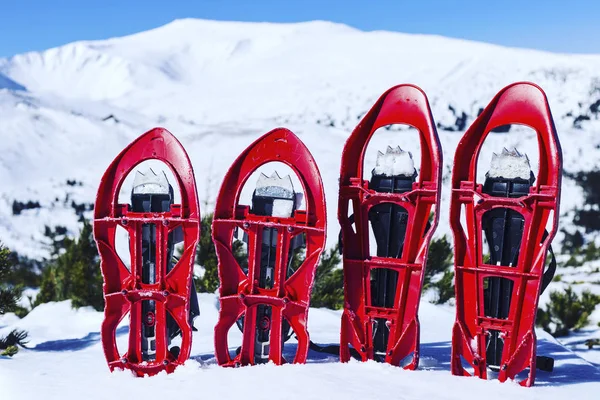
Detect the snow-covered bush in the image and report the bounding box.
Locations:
[537,287,600,337]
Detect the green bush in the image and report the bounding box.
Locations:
[583,241,600,262]
[537,286,600,337]
[563,254,584,268]
[5,252,42,288]
[561,229,585,254]
[0,243,29,356]
[565,239,600,267]
[424,235,455,304]
[0,329,28,356]
[568,169,600,234]
[34,221,103,311]
[193,213,247,293]
[431,270,455,305]
[311,244,344,309]
[561,169,600,261]
[0,243,23,315]
[1,345,18,357]
[424,235,453,288]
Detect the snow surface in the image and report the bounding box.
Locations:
[0,72,26,91]
[1,294,599,400]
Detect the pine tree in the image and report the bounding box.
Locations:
[424,235,453,288]
[0,244,22,315]
[423,235,455,304]
[431,270,455,304]
[310,244,344,309]
[194,213,247,293]
[34,221,103,311]
[34,266,58,305]
[69,222,103,310]
[0,242,29,356]
[5,252,42,289]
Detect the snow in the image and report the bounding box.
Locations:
[0,72,26,91]
[1,294,599,400]
[0,300,103,347]
[0,312,20,329]
[487,148,532,180]
[16,288,39,310]
[373,146,416,177]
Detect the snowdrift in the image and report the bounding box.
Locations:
[1,295,599,399]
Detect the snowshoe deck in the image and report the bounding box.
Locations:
[338,85,442,368]
[449,82,562,386]
[213,128,326,366]
[93,128,200,376]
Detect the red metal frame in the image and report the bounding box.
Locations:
[449,82,562,386]
[213,128,326,366]
[338,84,442,369]
[93,127,200,376]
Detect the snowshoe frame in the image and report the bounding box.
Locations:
[94,127,200,376]
[213,128,327,366]
[338,84,442,368]
[449,82,562,386]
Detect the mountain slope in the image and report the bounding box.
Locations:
[0,19,599,258]
[0,19,598,261]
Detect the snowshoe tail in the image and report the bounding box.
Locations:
[213,128,326,366]
[449,82,562,386]
[338,85,442,369]
[93,128,201,376]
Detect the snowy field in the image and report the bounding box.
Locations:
[1,294,599,400]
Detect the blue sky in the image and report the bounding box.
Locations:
[1,0,598,57]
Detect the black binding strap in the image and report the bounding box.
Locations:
[541,230,556,294]
[308,341,362,360]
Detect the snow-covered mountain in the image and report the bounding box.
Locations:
[1,19,600,258]
[1,19,600,396]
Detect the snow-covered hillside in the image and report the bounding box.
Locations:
[1,294,599,400]
[1,18,600,257]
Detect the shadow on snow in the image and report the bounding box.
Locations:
[192,338,600,386]
[31,326,129,352]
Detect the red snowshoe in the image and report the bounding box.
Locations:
[449,82,562,386]
[213,128,327,366]
[94,128,201,376]
[338,84,442,368]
